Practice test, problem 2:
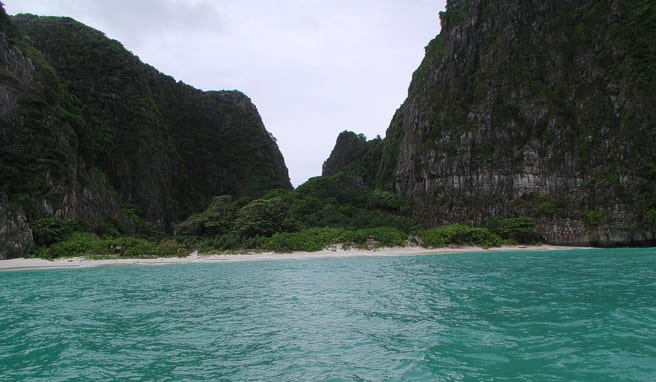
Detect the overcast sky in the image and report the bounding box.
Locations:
[6,0,446,187]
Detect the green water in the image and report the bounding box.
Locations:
[1,248,655,381]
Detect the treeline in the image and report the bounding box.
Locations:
[175,172,417,251]
[27,173,543,258]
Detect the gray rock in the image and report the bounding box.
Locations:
[0,193,33,259]
[330,0,656,246]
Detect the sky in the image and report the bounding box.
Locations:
[6,0,446,187]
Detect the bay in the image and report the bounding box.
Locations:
[1,248,655,381]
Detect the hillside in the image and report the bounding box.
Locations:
[322,131,384,186]
[324,0,656,246]
[0,9,290,257]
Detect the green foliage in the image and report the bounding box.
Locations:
[38,232,184,259]
[260,226,407,253]
[322,131,385,187]
[644,209,656,226]
[211,233,243,251]
[0,4,21,40]
[419,225,502,249]
[375,109,406,190]
[103,236,181,258]
[290,173,416,232]
[232,195,295,237]
[178,173,417,244]
[4,13,291,243]
[507,193,572,219]
[483,217,542,244]
[177,195,236,236]
[97,218,127,238]
[30,218,88,247]
[121,204,165,241]
[12,2,656,253]
[41,232,103,259]
[584,210,608,227]
[190,225,409,254]
[353,227,407,248]
[439,2,469,30]
[302,227,355,246]
[0,39,83,219]
[263,231,325,253]
[619,0,656,87]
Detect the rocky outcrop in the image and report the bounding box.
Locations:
[322,131,383,186]
[0,9,291,256]
[353,0,656,246]
[13,14,291,229]
[0,193,33,259]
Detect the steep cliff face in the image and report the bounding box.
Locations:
[14,14,291,227]
[0,193,33,259]
[0,9,290,257]
[364,0,656,245]
[0,9,127,257]
[322,131,383,186]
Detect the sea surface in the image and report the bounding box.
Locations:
[1,248,655,381]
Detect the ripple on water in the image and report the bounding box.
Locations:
[1,248,655,380]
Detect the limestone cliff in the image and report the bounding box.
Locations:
[331,0,656,246]
[0,9,290,257]
[322,131,383,186]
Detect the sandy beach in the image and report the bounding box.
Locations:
[0,245,587,272]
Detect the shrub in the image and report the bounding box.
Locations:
[483,217,542,243]
[461,228,503,248]
[242,235,266,250]
[232,196,293,238]
[212,233,243,251]
[157,239,187,257]
[353,227,407,248]
[31,218,88,247]
[419,224,469,247]
[645,209,656,226]
[176,195,236,236]
[302,227,356,246]
[121,204,165,241]
[263,232,323,253]
[40,233,186,259]
[419,225,502,248]
[584,210,607,227]
[97,218,126,237]
[44,232,103,258]
[103,237,154,257]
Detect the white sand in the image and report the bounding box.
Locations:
[0,245,587,272]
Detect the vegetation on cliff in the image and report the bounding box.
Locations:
[2,6,521,259]
[176,172,418,252]
[323,0,656,246]
[14,14,291,221]
[0,9,290,258]
[24,172,543,257]
[24,181,551,259]
[7,0,655,257]
[322,131,384,187]
[174,172,543,253]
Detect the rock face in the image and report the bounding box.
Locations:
[0,9,290,256]
[322,131,383,186]
[0,193,33,259]
[330,0,656,246]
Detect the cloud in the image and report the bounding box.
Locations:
[8,0,224,45]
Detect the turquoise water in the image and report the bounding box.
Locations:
[1,248,655,381]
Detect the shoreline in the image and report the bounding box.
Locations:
[0,245,587,272]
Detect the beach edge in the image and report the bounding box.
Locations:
[0,245,589,272]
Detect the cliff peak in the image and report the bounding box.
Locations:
[0,12,291,257]
[330,0,656,246]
